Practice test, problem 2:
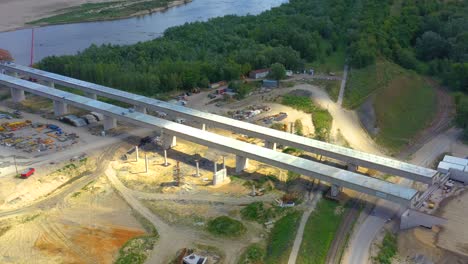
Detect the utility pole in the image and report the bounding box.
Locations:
[13,155,19,176]
[30,28,35,67]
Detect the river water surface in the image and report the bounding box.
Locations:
[0,0,288,65]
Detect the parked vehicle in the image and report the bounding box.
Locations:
[21,168,35,178]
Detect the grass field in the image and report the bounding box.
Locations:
[344,60,437,152]
[265,211,301,264]
[374,74,436,152]
[282,95,333,141]
[343,60,404,109]
[28,0,180,25]
[297,199,345,264]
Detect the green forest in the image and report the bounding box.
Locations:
[37,0,468,138]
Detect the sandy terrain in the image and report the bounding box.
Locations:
[0,0,117,32]
[0,175,146,264]
[436,190,468,258]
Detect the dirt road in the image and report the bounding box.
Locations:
[105,161,254,263]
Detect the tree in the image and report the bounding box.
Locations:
[269,63,286,80]
[294,119,304,136]
[415,31,450,61]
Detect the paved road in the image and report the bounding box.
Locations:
[343,128,462,264]
[337,65,349,106]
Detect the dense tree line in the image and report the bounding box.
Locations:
[38,0,357,95]
[38,0,468,136]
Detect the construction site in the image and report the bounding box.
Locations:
[0,43,467,264]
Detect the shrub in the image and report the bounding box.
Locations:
[207,216,246,237]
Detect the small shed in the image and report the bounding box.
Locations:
[263,79,279,88]
[249,68,270,79]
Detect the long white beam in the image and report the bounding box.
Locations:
[0,73,419,205]
[0,63,438,184]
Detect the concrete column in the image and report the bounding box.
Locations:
[163,149,169,166]
[145,152,148,173]
[195,160,200,177]
[347,163,358,172]
[135,105,147,114]
[45,81,55,88]
[53,100,68,116]
[162,133,177,149]
[235,155,249,173]
[331,184,342,197]
[135,146,139,162]
[85,92,97,100]
[10,88,25,102]
[213,161,218,185]
[201,123,206,131]
[103,115,117,130]
[265,141,277,150]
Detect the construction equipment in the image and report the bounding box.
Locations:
[20,168,35,178]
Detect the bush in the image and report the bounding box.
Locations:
[239,244,265,264]
[241,202,283,223]
[207,216,246,237]
[373,232,397,264]
[295,119,304,136]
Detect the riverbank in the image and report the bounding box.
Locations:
[0,0,190,33]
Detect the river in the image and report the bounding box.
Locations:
[0,0,288,65]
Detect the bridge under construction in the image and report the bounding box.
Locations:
[0,72,424,206]
[0,63,441,186]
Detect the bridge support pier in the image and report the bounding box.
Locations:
[103,115,117,130]
[347,163,358,172]
[53,100,68,116]
[161,133,177,149]
[10,88,25,102]
[235,155,249,173]
[331,184,342,197]
[135,105,147,114]
[201,123,206,131]
[213,161,227,186]
[45,81,55,88]
[264,140,277,151]
[85,92,97,100]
